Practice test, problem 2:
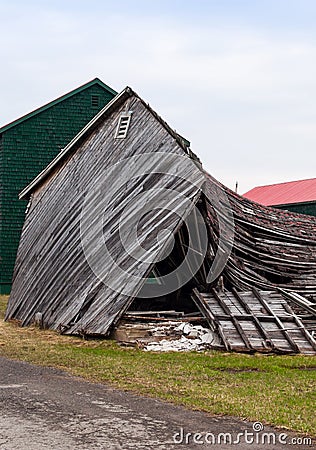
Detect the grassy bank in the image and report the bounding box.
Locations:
[0,296,315,435]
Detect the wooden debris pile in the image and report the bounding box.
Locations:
[143,322,221,352]
[113,319,221,352]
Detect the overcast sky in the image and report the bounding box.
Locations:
[1,0,316,193]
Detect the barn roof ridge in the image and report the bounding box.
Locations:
[19,86,199,200]
[0,78,117,135]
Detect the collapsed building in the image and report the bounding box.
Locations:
[5,87,316,354]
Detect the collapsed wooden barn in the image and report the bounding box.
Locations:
[5,87,316,354]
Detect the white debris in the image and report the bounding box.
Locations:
[182,323,192,335]
[174,322,186,332]
[201,331,216,344]
[144,322,220,352]
[187,329,199,338]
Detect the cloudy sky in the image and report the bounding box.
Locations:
[1,0,316,192]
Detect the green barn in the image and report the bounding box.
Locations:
[0,79,116,294]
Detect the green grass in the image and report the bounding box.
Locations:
[0,296,315,435]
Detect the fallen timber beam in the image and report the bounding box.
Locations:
[252,288,300,353]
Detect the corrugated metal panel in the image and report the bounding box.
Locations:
[243,178,316,206]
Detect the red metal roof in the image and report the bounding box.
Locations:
[243,178,316,206]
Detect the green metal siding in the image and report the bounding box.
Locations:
[276,202,316,217]
[0,84,115,293]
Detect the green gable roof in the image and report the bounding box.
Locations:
[0,78,117,135]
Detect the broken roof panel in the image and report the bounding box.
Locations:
[205,173,316,296]
[193,288,316,355]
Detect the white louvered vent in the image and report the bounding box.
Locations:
[115,113,132,139]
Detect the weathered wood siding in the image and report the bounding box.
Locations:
[6,95,202,334]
